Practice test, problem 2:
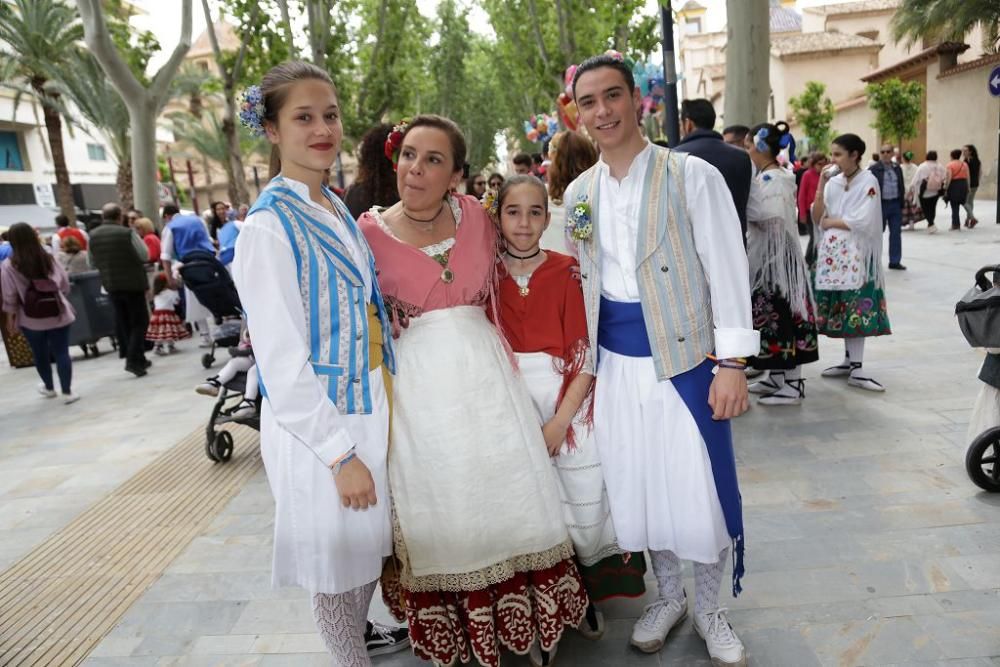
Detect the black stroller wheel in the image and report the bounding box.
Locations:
[213,430,234,462]
[202,353,214,369]
[204,432,220,462]
[965,426,1000,492]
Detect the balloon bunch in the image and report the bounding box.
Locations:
[633,61,666,120]
[557,65,580,131]
[524,113,559,144]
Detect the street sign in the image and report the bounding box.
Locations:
[989,65,1000,97]
[33,183,55,208]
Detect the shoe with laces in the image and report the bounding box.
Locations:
[195,378,221,396]
[821,363,853,378]
[364,621,409,657]
[847,373,885,392]
[758,379,804,406]
[37,384,57,398]
[630,596,687,653]
[694,609,746,667]
[748,374,782,395]
[232,399,258,420]
[528,640,558,666]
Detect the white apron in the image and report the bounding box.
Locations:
[261,367,392,594]
[389,306,569,578]
[516,351,619,566]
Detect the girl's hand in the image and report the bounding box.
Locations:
[541,419,566,457]
[333,457,377,510]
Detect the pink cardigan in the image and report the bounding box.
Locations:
[1,258,76,331]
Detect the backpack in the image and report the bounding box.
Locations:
[926,165,944,193]
[23,278,62,319]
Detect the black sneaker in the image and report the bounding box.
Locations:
[365,620,410,657]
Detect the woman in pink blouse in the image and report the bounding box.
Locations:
[359,115,587,667]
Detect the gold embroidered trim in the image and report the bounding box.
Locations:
[391,506,576,593]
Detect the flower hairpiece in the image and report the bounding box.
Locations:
[384,119,410,170]
[481,189,498,221]
[238,85,266,137]
[568,195,593,241]
[754,127,770,153]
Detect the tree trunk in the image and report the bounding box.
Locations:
[223,87,250,206]
[129,99,160,224]
[116,157,134,210]
[33,80,76,221]
[724,0,769,127]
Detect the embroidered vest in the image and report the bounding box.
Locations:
[567,147,714,380]
[248,178,395,415]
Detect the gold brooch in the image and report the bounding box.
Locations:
[441,268,454,284]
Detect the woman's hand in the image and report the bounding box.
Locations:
[3,313,17,338]
[541,418,567,457]
[708,366,749,420]
[333,457,377,510]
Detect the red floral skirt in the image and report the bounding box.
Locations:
[382,556,588,667]
[146,309,191,342]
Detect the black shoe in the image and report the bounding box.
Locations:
[125,364,148,377]
[365,620,410,656]
[888,263,907,270]
[142,359,153,369]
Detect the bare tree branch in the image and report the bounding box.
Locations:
[75,0,144,101]
[356,0,390,119]
[276,0,296,58]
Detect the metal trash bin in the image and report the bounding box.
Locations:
[68,270,117,350]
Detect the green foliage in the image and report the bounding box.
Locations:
[788,81,835,153]
[103,0,162,84]
[892,0,1000,53]
[865,78,924,147]
[222,0,294,87]
[169,110,269,165]
[0,0,83,93]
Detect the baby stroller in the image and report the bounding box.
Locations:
[177,249,243,369]
[956,264,1000,492]
[201,343,261,463]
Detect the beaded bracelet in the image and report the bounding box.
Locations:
[331,450,357,476]
[707,354,748,370]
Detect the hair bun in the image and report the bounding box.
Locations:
[775,121,790,136]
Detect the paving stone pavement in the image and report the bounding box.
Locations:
[3,199,1000,666]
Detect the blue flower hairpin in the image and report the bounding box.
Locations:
[238,85,266,137]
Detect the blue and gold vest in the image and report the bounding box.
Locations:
[248,177,395,415]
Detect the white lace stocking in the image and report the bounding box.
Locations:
[649,549,685,603]
[694,548,728,617]
[312,580,377,666]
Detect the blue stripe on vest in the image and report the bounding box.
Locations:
[598,297,746,597]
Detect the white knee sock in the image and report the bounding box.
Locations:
[845,338,865,367]
[693,548,729,617]
[312,580,377,667]
[649,549,685,603]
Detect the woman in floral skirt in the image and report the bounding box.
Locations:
[811,133,892,392]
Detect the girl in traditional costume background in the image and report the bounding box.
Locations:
[360,115,587,667]
[811,133,892,392]
[744,122,819,405]
[232,61,405,666]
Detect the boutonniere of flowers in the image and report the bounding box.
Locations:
[867,187,877,198]
[238,85,266,137]
[383,119,410,171]
[568,197,593,241]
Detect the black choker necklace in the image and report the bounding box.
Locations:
[507,248,541,261]
[403,203,444,224]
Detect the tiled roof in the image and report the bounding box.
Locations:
[679,1,706,12]
[939,51,1000,79]
[804,0,901,16]
[769,6,802,33]
[860,41,969,81]
[187,21,240,59]
[771,31,881,57]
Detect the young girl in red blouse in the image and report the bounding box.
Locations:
[494,175,646,653]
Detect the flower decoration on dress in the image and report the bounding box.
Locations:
[238,85,266,137]
[481,189,499,223]
[383,119,410,170]
[568,196,593,241]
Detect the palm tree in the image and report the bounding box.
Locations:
[47,51,134,207]
[169,111,269,203]
[892,0,1000,53]
[0,0,84,220]
[170,62,221,120]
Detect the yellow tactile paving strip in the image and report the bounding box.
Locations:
[0,426,262,666]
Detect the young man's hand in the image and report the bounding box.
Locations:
[708,366,750,420]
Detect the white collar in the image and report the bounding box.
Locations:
[596,140,654,184]
[276,174,336,216]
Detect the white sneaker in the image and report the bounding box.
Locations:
[693,609,746,667]
[62,392,80,405]
[821,363,852,378]
[195,378,221,396]
[748,374,782,395]
[927,224,938,234]
[630,597,687,653]
[37,384,57,398]
[528,640,557,667]
[154,346,168,356]
[848,374,885,392]
[198,335,213,348]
